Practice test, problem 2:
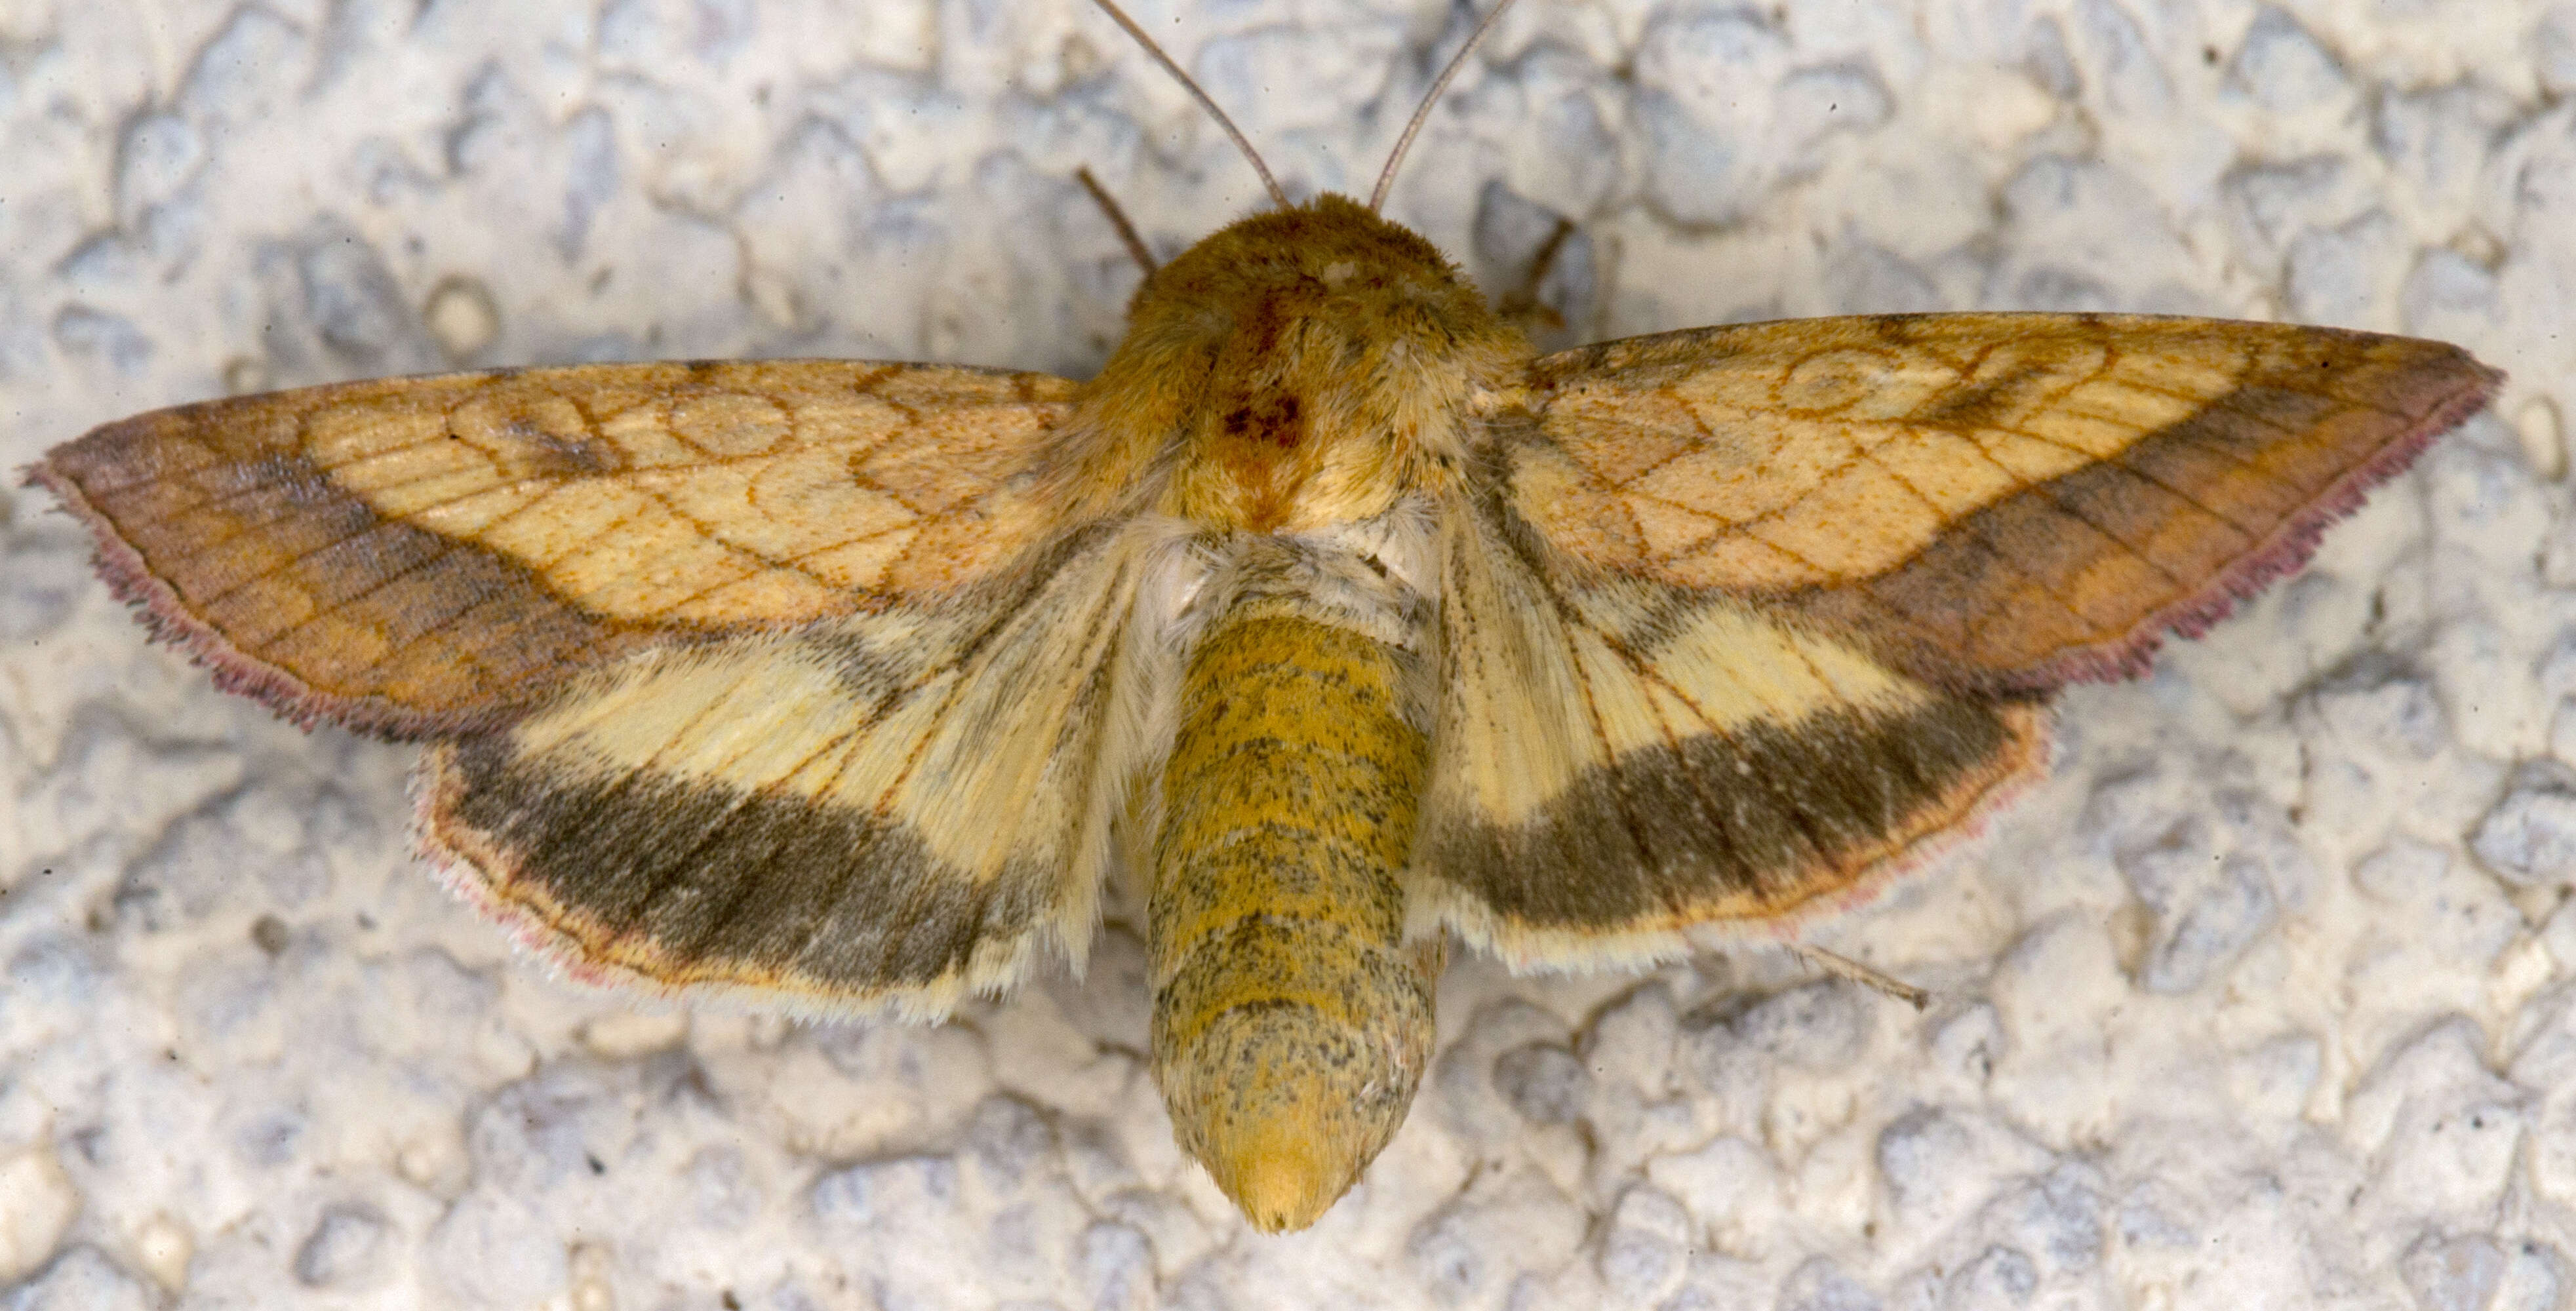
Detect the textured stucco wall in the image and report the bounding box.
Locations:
[4,0,2575,1307]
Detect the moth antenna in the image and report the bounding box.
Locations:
[1368,0,1522,214]
[1088,0,1292,210]
[1077,166,1160,275]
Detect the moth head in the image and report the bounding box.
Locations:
[1069,195,1535,530]
[1046,0,1536,530]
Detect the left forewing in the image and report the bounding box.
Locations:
[33,359,1073,735]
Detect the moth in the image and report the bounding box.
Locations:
[30,0,2498,1234]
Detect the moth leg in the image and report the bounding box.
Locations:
[1494,214,1575,333]
[1076,166,1159,277]
[1791,942,1932,1011]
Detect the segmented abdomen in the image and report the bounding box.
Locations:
[1149,598,1437,1232]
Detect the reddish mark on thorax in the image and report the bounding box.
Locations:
[1222,393,1305,450]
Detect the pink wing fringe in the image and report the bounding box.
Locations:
[2017,364,2503,690]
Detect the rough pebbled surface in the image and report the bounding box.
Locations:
[3,0,2573,1306]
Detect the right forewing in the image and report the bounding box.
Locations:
[1510,313,2496,688]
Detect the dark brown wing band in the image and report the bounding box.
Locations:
[32,397,652,738]
[1784,330,2499,690]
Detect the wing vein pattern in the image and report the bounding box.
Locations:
[1412,311,2495,968]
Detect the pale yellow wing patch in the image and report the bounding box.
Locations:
[420,525,1144,1019]
[1429,500,1922,823]
[1413,498,2045,969]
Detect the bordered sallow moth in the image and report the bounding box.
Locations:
[28,0,2500,1232]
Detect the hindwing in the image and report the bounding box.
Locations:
[1416,486,2045,968]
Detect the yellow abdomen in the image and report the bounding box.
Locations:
[1149,598,1436,1232]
